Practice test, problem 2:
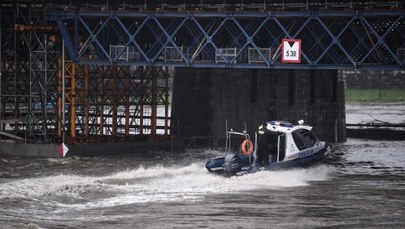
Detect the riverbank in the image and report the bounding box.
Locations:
[345,88,405,124]
[346,102,405,124]
[345,101,405,140]
[345,89,405,103]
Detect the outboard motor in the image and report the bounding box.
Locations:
[224,153,242,177]
[205,157,225,174]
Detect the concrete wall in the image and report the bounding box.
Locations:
[0,143,60,157]
[0,140,184,157]
[171,68,346,145]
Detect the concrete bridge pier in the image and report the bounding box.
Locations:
[171,68,346,147]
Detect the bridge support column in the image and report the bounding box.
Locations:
[171,68,346,146]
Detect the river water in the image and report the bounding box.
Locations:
[1,104,405,228]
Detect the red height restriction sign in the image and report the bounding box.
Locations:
[281,39,302,63]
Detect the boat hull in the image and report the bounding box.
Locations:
[249,144,331,173]
[206,144,331,176]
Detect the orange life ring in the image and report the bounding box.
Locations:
[241,139,254,155]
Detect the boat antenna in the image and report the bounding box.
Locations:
[225,119,228,151]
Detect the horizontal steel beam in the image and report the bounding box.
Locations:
[46,9,404,18]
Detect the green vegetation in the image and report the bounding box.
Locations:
[345,89,405,103]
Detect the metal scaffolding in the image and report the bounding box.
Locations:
[1,4,60,143]
[1,3,171,144]
[56,62,170,144]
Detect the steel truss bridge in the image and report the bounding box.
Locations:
[1,0,404,144]
[46,0,405,69]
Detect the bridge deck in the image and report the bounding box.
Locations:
[41,0,404,11]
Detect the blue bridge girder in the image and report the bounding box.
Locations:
[45,9,405,70]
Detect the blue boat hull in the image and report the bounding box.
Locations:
[206,144,331,176]
[248,145,331,173]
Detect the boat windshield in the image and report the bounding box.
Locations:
[292,129,317,150]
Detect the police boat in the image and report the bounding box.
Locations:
[205,120,331,177]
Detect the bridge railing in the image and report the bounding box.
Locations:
[164,46,184,62]
[248,48,273,64]
[215,48,237,64]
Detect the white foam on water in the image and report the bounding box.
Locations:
[0,163,333,211]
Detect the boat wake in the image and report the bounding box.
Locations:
[0,163,333,211]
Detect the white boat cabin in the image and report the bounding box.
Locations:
[257,120,325,161]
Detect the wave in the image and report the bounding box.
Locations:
[0,163,333,210]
